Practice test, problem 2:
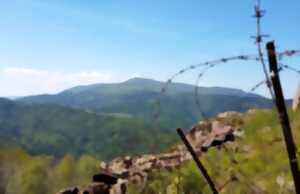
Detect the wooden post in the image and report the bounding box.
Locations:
[266,41,300,194]
[176,128,219,194]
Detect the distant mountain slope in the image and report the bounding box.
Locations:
[0,98,175,160]
[18,78,272,128]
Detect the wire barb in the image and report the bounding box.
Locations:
[253,0,275,101]
[249,79,267,92]
[248,66,286,93]
[280,64,300,75]
[153,55,260,123]
[278,50,300,60]
[153,0,300,133]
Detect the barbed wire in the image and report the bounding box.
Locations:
[153,0,300,125]
[244,63,300,104]
[189,1,300,122]
[253,0,275,101]
[280,64,300,75]
[194,64,216,120]
[278,50,300,60]
[150,0,300,191]
[160,55,260,94]
[249,79,267,93]
[248,66,286,93]
[193,59,257,120]
[153,55,260,121]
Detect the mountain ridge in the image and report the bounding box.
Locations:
[18,77,264,98]
[16,77,273,128]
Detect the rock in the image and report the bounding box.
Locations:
[292,82,300,111]
[85,182,111,194]
[201,121,235,151]
[56,187,79,194]
[93,173,118,185]
[56,116,241,194]
[217,111,240,118]
[110,179,127,194]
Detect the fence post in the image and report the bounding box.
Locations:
[176,128,219,194]
[266,41,300,194]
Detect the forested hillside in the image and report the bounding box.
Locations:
[1,108,299,194]
[0,79,276,161]
[0,98,176,160]
[18,78,273,128]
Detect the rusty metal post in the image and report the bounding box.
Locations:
[176,128,219,194]
[266,41,300,194]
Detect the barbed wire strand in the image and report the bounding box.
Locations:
[249,66,286,93]
[253,0,275,101]
[278,50,300,60]
[153,0,300,124]
[192,57,269,120]
[280,64,300,75]
[194,64,216,120]
[153,55,260,122]
[249,79,267,93]
[192,53,300,118]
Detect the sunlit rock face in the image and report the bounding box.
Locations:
[293,83,300,111]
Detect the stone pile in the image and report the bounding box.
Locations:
[57,113,242,194]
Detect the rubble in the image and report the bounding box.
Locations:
[56,114,242,194]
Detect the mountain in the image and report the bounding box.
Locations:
[18,78,272,128]
[0,98,175,160]
[0,78,276,160]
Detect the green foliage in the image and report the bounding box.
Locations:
[18,78,274,128]
[128,162,209,194]
[0,98,177,160]
[0,148,99,194]
[129,109,300,194]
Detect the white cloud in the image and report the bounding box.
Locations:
[0,67,127,97]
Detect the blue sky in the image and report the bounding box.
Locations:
[0,0,299,97]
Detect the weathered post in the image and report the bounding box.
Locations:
[176,128,219,194]
[266,41,300,194]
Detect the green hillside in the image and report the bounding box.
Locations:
[1,108,299,194]
[18,78,273,128]
[0,98,176,160]
[129,109,300,194]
